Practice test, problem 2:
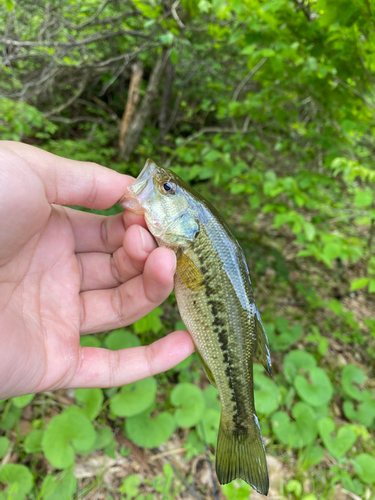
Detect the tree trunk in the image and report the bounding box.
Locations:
[120,48,170,161]
[119,62,143,152]
[158,56,175,139]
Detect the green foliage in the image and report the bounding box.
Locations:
[125,411,175,449]
[75,388,103,420]
[318,418,357,460]
[170,383,205,428]
[40,471,77,500]
[0,437,9,459]
[271,403,318,449]
[42,406,96,468]
[11,394,35,408]
[110,378,157,417]
[1,0,375,497]
[0,464,33,500]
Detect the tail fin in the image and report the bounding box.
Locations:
[215,414,269,495]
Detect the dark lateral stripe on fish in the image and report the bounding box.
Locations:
[196,232,250,433]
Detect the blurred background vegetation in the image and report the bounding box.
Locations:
[1,0,375,499]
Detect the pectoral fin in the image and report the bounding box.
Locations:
[255,311,272,376]
[176,249,205,291]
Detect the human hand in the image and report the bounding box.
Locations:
[0,141,194,399]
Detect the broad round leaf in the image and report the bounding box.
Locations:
[41,471,77,500]
[318,418,357,460]
[125,412,175,448]
[24,430,44,454]
[93,427,114,450]
[271,402,317,449]
[301,445,324,469]
[171,383,205,428]
[341,364,366,401]
[343,391,375,427]
[254,366,280,416]
[196,408,220,447]
[283,351,317,383]
[80,335,100,347]
[203,385,221,413]
[353,453,375,484]
[294,367,333,407]
[11,394,35,408]
[104,329,140,350]
[110,377,157,417]
[75,388,103,420]
[42,406,96,468]
[0,464,33,500]
[0,437,9,459]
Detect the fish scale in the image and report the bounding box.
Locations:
[121,159,271,496]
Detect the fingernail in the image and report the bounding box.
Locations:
[169,250,177,273]
[138,225,147,252]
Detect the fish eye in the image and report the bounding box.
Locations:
[162,181,176,194]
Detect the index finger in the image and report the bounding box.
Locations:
[1,141,133,210]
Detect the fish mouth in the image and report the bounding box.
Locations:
[118,159,156,213]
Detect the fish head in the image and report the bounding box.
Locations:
[120,159,199,248]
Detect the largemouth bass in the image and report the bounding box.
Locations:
[120,159,272,495]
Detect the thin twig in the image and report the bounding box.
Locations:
[172,0,185,29]
[232,57,267,101]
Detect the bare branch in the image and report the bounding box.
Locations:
[44,76,88,117]
[1,29,149,48]
[172,1,185,29]
[232,57,267,102]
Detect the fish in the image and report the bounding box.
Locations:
[120,159,272,495]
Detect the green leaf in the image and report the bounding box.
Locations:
[119,474,141,496]
[133,308,162,334]
[203,385,221,413]
[0,464,33,500]
[343,390,375,426]
[75,388,103,420]
[266,318,302,352]
[170,48,179,65]
[271,402,318,449]
[125,412,175,448]
[354,190,373,207]
[294,367,333,407]
[254,364,280,416]
[5,0,14,12]
[110,377,157,417]
[104,329,140,350]
[369,279,375,293]
[196,408,220,446]
[171,383,205,428]
[342,364,366,401]
[350,278,369,291]
[80,335,100,347]
[11,394,35,408]
[41,471,77,500]
[0,437,9,459]
[42,406,96,468]
[318,418,357,459]
[353,453,375,484]
[93,427,114,451]
[24,429,44,454]
[283,350,317,384]
[301,445,324,469]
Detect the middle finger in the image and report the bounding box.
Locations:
[78,225,157,291]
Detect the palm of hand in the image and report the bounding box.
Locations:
[0,142,194,399]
